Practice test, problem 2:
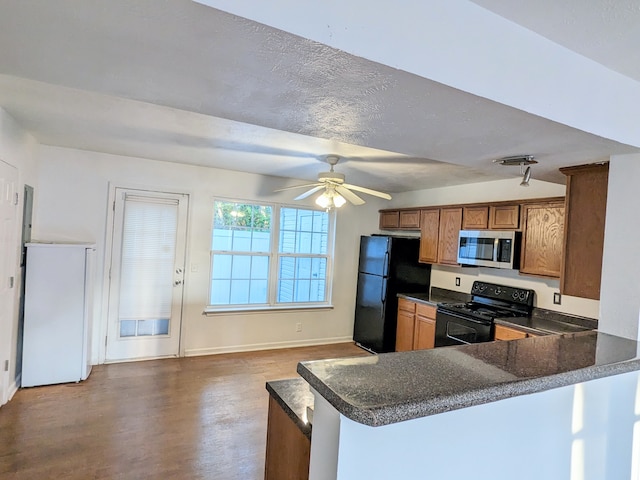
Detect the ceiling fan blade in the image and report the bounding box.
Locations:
[342,183,392,200]
[335,186,365,205]
[274,182,323,193]
[294,185,325,200]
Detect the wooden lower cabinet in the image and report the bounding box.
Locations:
[494,324,538,341]
[396,300,436,351]
[396,300,417,352]
[414,303,436,350]
[264,396,310,480]
[519,202,565,278]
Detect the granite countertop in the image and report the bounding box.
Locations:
[297,331,640,427]
[266,378,314,439]
[495,308,598,336]
[398,287,471,306]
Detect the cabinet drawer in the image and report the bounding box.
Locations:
[494,324,528,341]
[416,303,436,319]
[398,298,417,313]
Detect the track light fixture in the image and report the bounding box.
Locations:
[493,155,537,187]
[520,166,532,187]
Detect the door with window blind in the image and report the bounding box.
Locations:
[105,189,188,362]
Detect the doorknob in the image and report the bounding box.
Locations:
[174,280,182,286]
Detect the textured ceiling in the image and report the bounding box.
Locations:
[0,0,638,194]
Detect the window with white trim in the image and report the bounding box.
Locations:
[209,200,333,309]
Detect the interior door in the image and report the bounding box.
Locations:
[105,188,188,362]
[0,160,17,405]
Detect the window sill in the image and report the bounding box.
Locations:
[202,304,334,316]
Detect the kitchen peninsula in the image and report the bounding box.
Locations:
[267,330,640,480]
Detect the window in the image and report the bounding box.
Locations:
[209,200,333,310]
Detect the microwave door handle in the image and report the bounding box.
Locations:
[493,237,500,262]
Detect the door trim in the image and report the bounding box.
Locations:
[99,182,191,364]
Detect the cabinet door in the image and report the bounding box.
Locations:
[462,206,488,230]
[560,163,608,300]
[399,210,421,229]
[396,309,416,352]
[413,316,436,350]
[379,211,399,230]
[419,209,440,263]
[489,205,520,229]
[437,207,463,265]
[265,396,310,480]
[520,203,565,278]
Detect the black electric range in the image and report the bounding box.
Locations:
[435,281,535,347]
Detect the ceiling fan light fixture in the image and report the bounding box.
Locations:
[315,190,346,210]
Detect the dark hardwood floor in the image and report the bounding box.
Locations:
[0,342,368,479]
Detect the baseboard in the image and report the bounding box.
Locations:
[8,374,20,401]
[184,336,354,357]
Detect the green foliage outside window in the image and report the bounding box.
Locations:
[214,202,271,230]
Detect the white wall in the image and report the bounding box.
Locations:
[333,368,640,480]
[600,154,640,340]
[0,107,38,403]
[33,145,383,362]
[382,178,599,318]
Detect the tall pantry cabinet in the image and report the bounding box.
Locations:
[21,243,96,387]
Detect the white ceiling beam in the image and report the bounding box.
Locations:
[195,0,640,148]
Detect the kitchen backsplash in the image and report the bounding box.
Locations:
[430,265,599,319]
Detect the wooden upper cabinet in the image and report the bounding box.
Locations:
[520,202,565,278]
[489,205,520,230]
[399,210,421,229]
[560,163,609,300]
[379,209,421,230]
[437,208,463,265]
[379,211,400,230]
[419,209,440,263]
[462,206,489,229]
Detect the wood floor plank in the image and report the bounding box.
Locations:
[0,342,368,479]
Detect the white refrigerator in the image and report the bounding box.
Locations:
[22,242,96,387]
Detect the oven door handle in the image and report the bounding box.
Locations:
[436,309,492,326]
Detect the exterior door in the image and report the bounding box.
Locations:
[0,160,17,405]
[105,188,188,362]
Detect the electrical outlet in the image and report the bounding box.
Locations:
[455,277,461,287]
[553,292,562,305]
[296,322,302,332]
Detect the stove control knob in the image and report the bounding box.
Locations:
[494,287,502,295]
[519,292,528,301]
[512,292,519,300]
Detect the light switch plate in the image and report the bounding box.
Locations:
[553,292,562,305]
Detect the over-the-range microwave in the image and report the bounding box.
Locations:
[457,230,520,269]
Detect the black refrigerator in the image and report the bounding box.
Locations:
[353,235,431,353]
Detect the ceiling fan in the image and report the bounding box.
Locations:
[274,155,392,209]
